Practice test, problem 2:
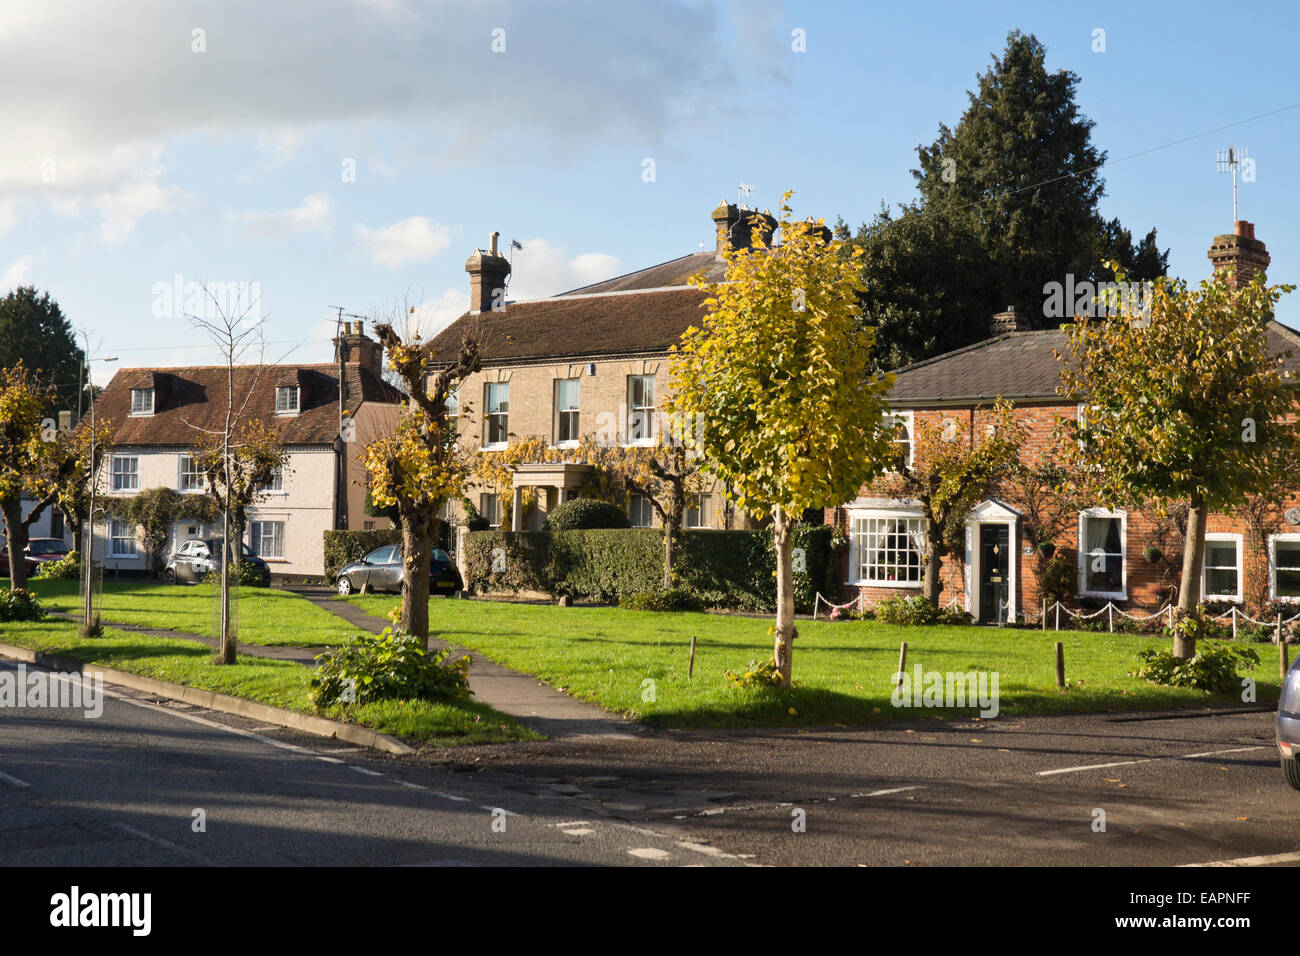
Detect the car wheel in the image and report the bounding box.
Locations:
[1283,755,1300,791]
[337,576,353,596]
[164,568,176,584]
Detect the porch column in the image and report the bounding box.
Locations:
[512,485,523,531]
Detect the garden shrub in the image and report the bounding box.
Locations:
[202,561,267,587]
[724,657,794,689]
[462,531,552,594]
[1039,553,1075,604]
[0,587,45,622]
[1136,638,1259,692]
[620,588,705,612]
[875,594,941,626]
[310,626,472,707]
[542,498,631,531]
[34,550,80,581]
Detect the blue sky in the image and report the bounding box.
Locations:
[2,0,1297,384]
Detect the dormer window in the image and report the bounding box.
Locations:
[130,388,154,416]
[275,386,300,415]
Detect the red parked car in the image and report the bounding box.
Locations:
[0,538,71,578]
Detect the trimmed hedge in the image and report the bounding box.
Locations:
[462,524,834,612]
[543,498,631,531]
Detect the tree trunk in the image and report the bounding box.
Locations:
[214,504,235,664]
[402,513,433,649]
[2,498,29,591]
[1175,493,1208,659]
[922,518,943,607]
[663,518,677,590]
[772,506,796,689]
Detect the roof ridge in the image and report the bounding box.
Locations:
[558,251,714,295]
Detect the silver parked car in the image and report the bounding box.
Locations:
[1279,655,1300,790]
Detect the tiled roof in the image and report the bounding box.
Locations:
[428,287,709,365]
[560,251,726,294]
[889,321,1300,405]
[90,363,402,446]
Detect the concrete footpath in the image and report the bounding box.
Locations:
[51,591,637,740]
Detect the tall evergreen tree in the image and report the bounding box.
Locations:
[0,287,85,415]
[851,31,1169,370]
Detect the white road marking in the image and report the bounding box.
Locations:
[349,765,384,777]
[852,786,924,797]
[554,820,591,828]
[676,841,742,859]
[563,828,595,836]
[1038,746,1269,777]
[481,805,518,816]
[627,847,671,860]
[0,770,32,788]
[433,792,470,803]
[1183,849,1300,867]
[111,823,212,865]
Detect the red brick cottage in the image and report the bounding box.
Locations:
[830,221,1300,622]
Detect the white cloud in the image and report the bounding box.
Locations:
[0,199,16,238]
[240,193,333,239]
[411,287,471,337]
[506,239,621,299]
[356,216,453,267]
[1,254,36,288]
[91,173,180,245]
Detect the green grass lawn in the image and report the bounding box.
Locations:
[27,579,361,647]
[345,594,1287,729]
[0,616,541,746]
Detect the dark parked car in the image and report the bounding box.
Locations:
[1279,655,1300,790]
[335,545,462,596]
[0,537,71,578]
[164,538,272,587]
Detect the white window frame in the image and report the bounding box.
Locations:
[553,378,580,447]
[179,453,205,492]
[445,386,460,420]
[483,383,509,450]
[130,389,154,416]
[626,374,656,446]
[250,520,285,559]
[110,455,139,492]
[1269,533,1300,603]
[109,518,137,557]
[258,464,285,494]
[1202,532,1243,602]
[883,410,914,471]
[685,493,713,529]
[275,386,300,416]
[846,508,925,588]
[1077,508,1127,600]
[629,493,654,528]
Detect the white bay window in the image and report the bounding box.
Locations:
[848,511,924,586]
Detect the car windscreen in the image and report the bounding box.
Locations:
[431,548,451,564]
[365,546,394,564]
[27,540,65,554]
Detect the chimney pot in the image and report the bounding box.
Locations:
[489,232,500,256]
[1210,221,1269,288]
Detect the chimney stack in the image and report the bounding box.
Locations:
[1208,220,1270,288]
[466,232,511,313]
[991,306,1031,335]
[333,321,384,376]
[711,201,777,256]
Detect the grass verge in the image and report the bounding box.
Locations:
[345,594,1284,729]
[0,616,541,746]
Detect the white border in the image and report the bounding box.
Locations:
[1203,532,1243,602]
[844,507,924,588]
[1078,507,1127,600]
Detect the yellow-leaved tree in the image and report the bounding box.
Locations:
[1058,265,1298,658]
[669,192,896,688]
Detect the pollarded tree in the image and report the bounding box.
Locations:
[366,321,481,649]
[669,192,896,688]
[193,419,287,564]
[0,363,59,590]
[1058,266,1299,657]
[894,400,1024,608]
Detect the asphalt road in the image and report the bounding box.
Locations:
[3,657,1297,866]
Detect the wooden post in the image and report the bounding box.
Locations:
[1167,605,1174,630]
[1282,639,1290,682]
[1107,602,1113,633]
[1055,641,1065,689]
[1277,613,1283,648]
[1041,598,1047,632]
[896,641,908,688]
[1055,603,1060,632]
[1230,607,1237,642]
[688,635,697,679]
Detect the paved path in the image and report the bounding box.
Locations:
[286,588,636,740]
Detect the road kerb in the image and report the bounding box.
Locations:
[0,641,415,756]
